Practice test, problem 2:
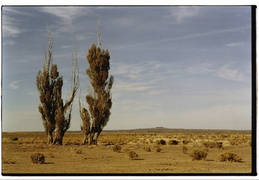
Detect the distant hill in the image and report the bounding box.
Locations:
[103,127,251,134]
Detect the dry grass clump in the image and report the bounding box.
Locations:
[218,152,242,162]
[143,146,151,152]
[228,139,240,146]
[31,153,45,164]
[153,145,162,152]
[127,150,139,160]
[202,141,223,148]
[168,140,178,145]
[112,144,122,152]
[75,149,83,154]
[189,149,208,161]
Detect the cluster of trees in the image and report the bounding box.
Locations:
[36,30,113,145]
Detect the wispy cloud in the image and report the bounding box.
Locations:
[111,26,248,50]
[40,7,88,25]
[9,81,19,90]
[169,7,200,23]
[217,62,245,81]
[187,63,215,75]
[3,40,16,46]
[2,7,33,37]
[186,62,247,82]
[2,16,24,37]
[226,42,246,47]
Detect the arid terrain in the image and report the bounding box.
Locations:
[2,127,253,175]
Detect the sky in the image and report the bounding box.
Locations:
[2,6,252,132]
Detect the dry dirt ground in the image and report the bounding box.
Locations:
[1,131,252,175]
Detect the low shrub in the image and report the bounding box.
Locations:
[189,149,208,160]
[112,144,122,152]
[127,150,139,160]
[10,137,18,141]
[31,153,45,164]
[218,152,242,162]
[168,140,178,145]
[202,141,223,148]
[156,139,166,145]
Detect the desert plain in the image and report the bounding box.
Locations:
[2,127,253,175]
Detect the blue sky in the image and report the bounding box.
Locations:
[2,6,252,131]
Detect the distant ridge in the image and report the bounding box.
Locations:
[103,127,251,134]
[3,127,251,133]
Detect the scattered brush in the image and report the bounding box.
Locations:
[189,149,208,161]
[31,153,45,164]
[202,141,223,148]
[112,144,122,153]
[127,150,139,160]
[168,140,178,145]
[218,152,242,162]
[154,145,162,152]
[156,140,166,145]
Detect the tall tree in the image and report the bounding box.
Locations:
[80,43,114,145]
[36,31,79,145]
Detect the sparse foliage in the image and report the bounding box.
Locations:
[36,31,79,145]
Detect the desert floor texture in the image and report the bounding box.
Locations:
[2,128,252,175]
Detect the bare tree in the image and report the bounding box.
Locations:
[36,31,79,145]
[36,31,58,144]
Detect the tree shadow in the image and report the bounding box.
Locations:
[133,158,144,160]
[43,162,54,164]
[205,159,215,161]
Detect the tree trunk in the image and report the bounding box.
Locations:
[88,131,95,145]
[52,130,64,145]
[92,131,101,145]
[81,134,88,145]
[47,131,53,144]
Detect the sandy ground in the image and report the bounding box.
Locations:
[1,131,252,175]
